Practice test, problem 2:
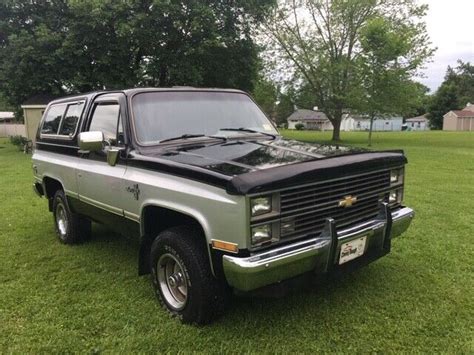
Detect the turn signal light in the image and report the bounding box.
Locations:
[211,239,239,254]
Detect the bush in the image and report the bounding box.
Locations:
[9,135,28,151]
[295,123,305,130]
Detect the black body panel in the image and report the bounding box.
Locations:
[35,88,407,197]
[134,138,406,195]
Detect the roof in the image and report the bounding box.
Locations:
[463,103,474,112]
[406,114,428,122]
[287,109,328,121]
[449,110,474,118]
[0,111,14,119]
[22,94,58,106]
[34,87,248,107]
[343,113,402,121]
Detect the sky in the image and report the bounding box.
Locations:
[419,0,474,92]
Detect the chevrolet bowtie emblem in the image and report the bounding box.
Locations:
[338,195,357,208]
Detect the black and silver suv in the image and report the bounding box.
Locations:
[32,88,414,324]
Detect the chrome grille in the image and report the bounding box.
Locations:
[279,170,391,240]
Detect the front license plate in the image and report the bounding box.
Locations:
[339,236,367,265]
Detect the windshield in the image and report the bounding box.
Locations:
[132,91,278,144]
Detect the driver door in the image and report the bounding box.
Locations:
[76,94,128,223]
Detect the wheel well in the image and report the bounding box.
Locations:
[138,206,208,275]
[43,177,63,211]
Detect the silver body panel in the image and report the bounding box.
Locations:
[32,150,248,247]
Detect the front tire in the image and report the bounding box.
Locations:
[150,226,229,325]
[52,190,91,244]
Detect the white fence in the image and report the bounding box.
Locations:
[0,123,26,138]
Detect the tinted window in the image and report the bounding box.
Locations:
[89,103,120,143]
[41,104,67,134]
[58,102,84,136]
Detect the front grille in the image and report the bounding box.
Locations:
[279,170,391,240]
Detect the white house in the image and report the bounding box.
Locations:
[341,113,403,131]
[287,108,333,131]
[405,114,430,131]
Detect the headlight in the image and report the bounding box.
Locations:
[251,224,274,246]
[390,168,403,184]
[250,196,272,217]
[389,189,403,204]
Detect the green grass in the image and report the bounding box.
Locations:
[1,131,473,353]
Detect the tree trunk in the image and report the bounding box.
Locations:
[332,122,341,141]
[368,113,375,147]
[331,110,343,141]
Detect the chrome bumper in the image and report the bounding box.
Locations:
[223,204,414,291]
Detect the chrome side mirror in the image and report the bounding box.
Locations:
[78,131,104,152]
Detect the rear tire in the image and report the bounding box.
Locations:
[52,190,91,244]
[150,225,229,325]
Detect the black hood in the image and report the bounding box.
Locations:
[144,139,368,175]
[131,138,407,195]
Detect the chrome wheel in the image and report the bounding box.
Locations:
[56,202,68,238]
[157,253,188,310]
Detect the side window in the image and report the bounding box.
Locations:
[89,103,121,144]
[58,102,84,136]
[41,104,67,134]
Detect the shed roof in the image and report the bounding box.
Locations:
[287,109,328,121]
[449,110,474,118]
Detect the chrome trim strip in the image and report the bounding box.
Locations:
[65,189,79,199]
[79,195,123,216]
[124,210,140,222]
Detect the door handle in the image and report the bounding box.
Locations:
[78,173,82,178]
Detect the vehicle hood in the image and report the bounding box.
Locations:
[144,138,368,175]
[133,138,407,194]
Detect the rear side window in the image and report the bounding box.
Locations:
[40,101,85,137]
[58,102,84,136]
[41,104,67,135]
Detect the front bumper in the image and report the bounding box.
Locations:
[223,204,414,291]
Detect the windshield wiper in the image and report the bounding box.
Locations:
[219,127,277,140]
[159,134,226,144]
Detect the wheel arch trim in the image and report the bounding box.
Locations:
[138,201,216,277]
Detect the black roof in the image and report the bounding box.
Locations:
[45,87,247,106]
[22,94,58,106]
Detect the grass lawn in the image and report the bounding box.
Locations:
[1,131,473,353]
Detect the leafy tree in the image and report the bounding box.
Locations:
[357,17,429,145]
[292,83,319,110]
[261,0,434,141]
[427,61,474,129]
[0,0,275,108]
[252,78,278,119]
[275,92,294,126]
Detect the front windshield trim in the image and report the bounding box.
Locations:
[128,89,279,147]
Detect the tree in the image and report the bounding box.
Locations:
[252,77,278,119]
[261,0,434,141]
[357,17,429,145]
[0,0,275,108]
[275,92,294,126]
[427,61,474,129]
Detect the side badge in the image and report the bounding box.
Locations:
[126,184,140,201]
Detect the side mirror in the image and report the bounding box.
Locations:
[78,131,104,152]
